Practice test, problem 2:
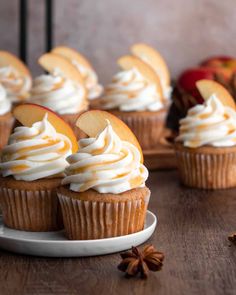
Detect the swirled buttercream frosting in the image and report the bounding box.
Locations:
[176,94,236,148]
[30,74,88,114]
[0,84,11,115]
[62,121,148,193]
[0,66,31,102]
[72,61,103,100]
[0,114,72,181]
[101,68,164,112]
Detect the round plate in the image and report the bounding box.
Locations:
[0,210,157,257]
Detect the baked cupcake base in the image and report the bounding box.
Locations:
[0,112,14,149]
[57,186,150,240]
[110,109,168,150]
[175,142,236,189]
[0,177,63,231]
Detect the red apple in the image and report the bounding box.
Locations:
[201,56,235,67]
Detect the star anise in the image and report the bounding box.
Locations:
[228,233,236,244]
[117,244,164,278]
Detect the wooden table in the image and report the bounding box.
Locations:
[0,170,235,295]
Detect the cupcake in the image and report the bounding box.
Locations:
[0,84,14,148]
[52,46,103,100]
[57,110,150,240]
[175,79,236,189]
[0,51,32,103]
[0,103,78,231]
[30,52,88,138]
[94,45,171,150]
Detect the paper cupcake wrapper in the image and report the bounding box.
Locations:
[175,148,236,189]
[0,116,14,149]
[58,193,150,240]
[112,111,167,150]
[0,187,63,231]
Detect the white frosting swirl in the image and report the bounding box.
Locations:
[30,74,88,114]
[0,84,11,115]
[176,94,236,148]
[0,66,31,102]
[72,61,103,100]
[0,114,72,181]
[101,68,164,112]
[62,122,148,194]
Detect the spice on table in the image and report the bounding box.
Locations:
[117,244,164,279]
[228,232,236,244]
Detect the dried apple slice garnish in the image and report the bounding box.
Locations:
[13,103,78,153]
[117,55,163,97]
[76,110,144,163]
[38,52,84,85]
[51,46,93,70]
[131,43,170,87]
[0,51,32,80]
[196,79,236,110]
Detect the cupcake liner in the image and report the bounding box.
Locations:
[175,144,236,189]
[0,187,62,231]
[58,190,150,240]
[0,115,14,149]
[111,110,167,150]
[60,113,86,140]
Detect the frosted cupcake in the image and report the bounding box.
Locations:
[175,79,236,189]
[95,55,169,150]
[0,103,77,231]
[57,110,150,240]
[0,51,32,103]
[0,84,14,148]
[30,52,88,138]
[52,46,103,100]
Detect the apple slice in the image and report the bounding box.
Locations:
[38,52,84,85]
[0,51,32,81]
[117,55,163,97]
[196,79,236,110]
[76,110,143,162]
[13,103,78,153]
[131,43,170,87]
[51,46,93,70]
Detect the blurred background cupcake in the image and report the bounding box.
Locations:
[30,52,88,139]
[51,46,103,100]
[0,51,32,104]
[93,44,172,151]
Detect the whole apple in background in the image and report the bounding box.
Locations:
[201,56,235,67]
[200,56,236,81]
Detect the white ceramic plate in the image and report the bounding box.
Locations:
[0,210,157,257]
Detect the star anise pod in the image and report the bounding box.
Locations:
[118,244,164,278]
[228,233,236,244]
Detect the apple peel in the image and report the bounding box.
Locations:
[117,55,163,98]
[76,110,144,163]
[131,43,170,87]
[196,79,236,110]
[13,103,78,153]
[0,51,32,81]
[51,46,93,70]
[38,52,84,85]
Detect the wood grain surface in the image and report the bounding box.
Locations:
[0,170,236,295]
